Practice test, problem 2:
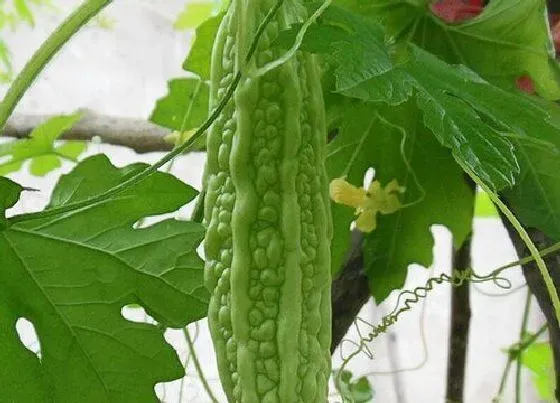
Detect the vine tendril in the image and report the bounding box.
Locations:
[335,239,560,387]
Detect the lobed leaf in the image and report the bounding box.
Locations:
[0,155,209,402]
[327,101,474,301]
[360,0,560,99]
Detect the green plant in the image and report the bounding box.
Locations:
[2,0,560,401]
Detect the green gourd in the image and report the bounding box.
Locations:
[203,0,332,401]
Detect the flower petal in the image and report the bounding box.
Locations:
[330,178,368,208]
[356,210,377,232]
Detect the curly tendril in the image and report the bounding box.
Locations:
[334,239,560,391]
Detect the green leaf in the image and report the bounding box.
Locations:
[174,1,215,31]
[281,6,521,190]
[0,155,209,401]
[182,13,224,80]
[55,141,88,160]
[363,0,560,99]
[522,341,556,400]
[327,101,474,301]
[14,0,35,26]
[29,155,60,176]
[303,3,560,248]
[334,369,374,403]
[0,176,23,226]
[0,176,22,211]
[344,0,560,242]
[0,39,13,82]
[325,96,361,275]
[290,4,560,193]
[338,46,522,190]
[500,100,560,241]
[0,112,86,176]
[149,77,210,135]
[276,4,392,92]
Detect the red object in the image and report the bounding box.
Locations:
[516,75,535,94]
[431,0,483,23]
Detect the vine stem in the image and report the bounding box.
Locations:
[8,0,285,225]
[0,0,113,129]
[457,159,560,328]
[515,290,531,403]
[183,327,219,403]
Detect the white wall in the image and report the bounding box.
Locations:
[3,1,549,402]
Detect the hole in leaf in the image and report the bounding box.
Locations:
[16,317,42,360]
[121,305,158,325]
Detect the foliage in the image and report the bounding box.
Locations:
[0,0,52,82]
[522,341,556,401]
[278,2,560,303]
[364,0,560,99]
[0,155,209,401]
[150,9,222,149]
[182,13,224,80]
[150,78,209,134]
[326,101,474,300]
[2,0,560,400]
[0,112,86,176]
[333,369,374,403]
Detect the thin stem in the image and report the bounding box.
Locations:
[183,327,219,403]
[517,323,547,352]
[458,160,560,329]
[340,115,375,178]
[494,241,560,275]
[0,0,112,129]
[180,78,205,223]
[495,356,514,402]
[8,0,285,225]
[515,290,532,403]
[493,323,547,402]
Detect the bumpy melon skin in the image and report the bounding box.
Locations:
[203,1,332,402]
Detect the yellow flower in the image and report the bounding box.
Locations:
[329,178,368,207]
[329,177,405,233]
